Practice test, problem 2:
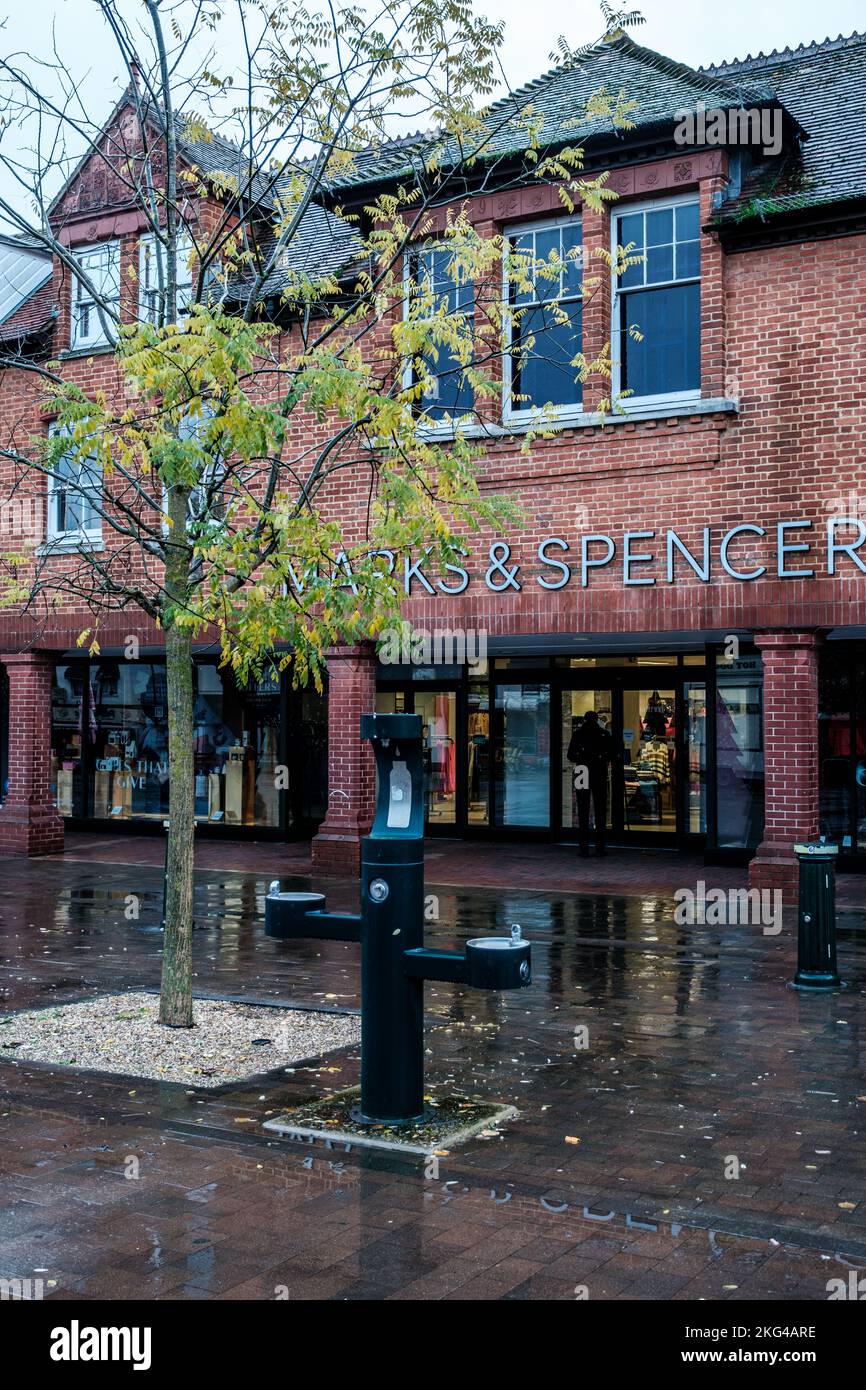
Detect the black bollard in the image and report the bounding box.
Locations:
[792,840,840,990]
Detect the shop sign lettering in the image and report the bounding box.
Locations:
[380,519,866,595]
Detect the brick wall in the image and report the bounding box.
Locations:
[2,148,865,873]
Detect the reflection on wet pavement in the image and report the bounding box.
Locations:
[1,858,865,1300]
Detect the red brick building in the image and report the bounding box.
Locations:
[2,32,866,895]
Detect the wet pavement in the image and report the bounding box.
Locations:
[1,853,865,1300]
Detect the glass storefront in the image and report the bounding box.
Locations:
[50,655,325,835]
[819,645,866,856]
[378,647,763,856]
[494,683,550,827]
[561,689,612,831]
[714,651,764,850]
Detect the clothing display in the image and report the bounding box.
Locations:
[642,690,672,738]
[639,738,671,784]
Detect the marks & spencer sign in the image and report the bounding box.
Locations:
[369,519,866,595]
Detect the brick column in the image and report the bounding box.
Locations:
[0,651,65,856]
[311,643,377,876]
[580,202,612,412]
[749,632,822,901]
[699,174,728,401]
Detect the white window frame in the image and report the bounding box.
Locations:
[502,213,585,429]
[401,242,476,435]
[45,424,103,549]
[70,240,119,350]
[139,231,194,325]
[610,193,701,411]
[159,404,226,536]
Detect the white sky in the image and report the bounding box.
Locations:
[0,0,863,228]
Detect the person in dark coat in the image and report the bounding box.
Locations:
[567,710,614,857]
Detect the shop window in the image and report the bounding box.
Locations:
[139,232,194,325]
[467,684,490,826]
[818,647,866,854]
[685,681,707,834]
[494,683,551,827]
[505,216,583,419]
[292,686,328,823]
[715,650,764,850]
[70,240,120,349]
[51,665,86,817]
[415,690,457,825]
[612,198,700,402]
[407,244,474,421]
[46,426,103,547]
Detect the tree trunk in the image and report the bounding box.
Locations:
[159,485,195,1028]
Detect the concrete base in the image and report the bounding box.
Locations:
[264,1088,519,1155]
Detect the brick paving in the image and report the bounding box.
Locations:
[0,849,865,1300]
[44,828,866,907]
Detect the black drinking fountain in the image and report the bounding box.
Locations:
[264,712,532,1125]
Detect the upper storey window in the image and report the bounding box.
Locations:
[139,233,194,325]
[504,215,583,421]
[70,240,120,350]
[612,197,700,403]
[408,244,475,422]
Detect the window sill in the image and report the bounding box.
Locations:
[414,396,738,442]
[38,535,104,556]
[59,343,116,360]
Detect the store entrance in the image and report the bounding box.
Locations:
[559,667,706,845]
[376,653,725,847]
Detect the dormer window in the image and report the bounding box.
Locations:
[70,240,120,350]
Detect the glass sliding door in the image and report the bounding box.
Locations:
[621,685,676,834]
[467,681,491,826]
[561,688,613,830]
[684,681,707,834]
[494,683,551,827]
[714,652,764,850]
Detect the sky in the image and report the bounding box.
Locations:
[0,0,863,229]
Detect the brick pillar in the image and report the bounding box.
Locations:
[0,651,65,856]
[699,171,728,401]
[311,643,377,876]
[749,631,822,901]
[580,201,612,412]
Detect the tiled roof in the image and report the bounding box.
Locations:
[0,235,52,326]
[446,34,775,164]
[229,202,364,303]
[0,277,55,344]
[321,34,776,194]
[318,30,866,229]
[705,32,866,219]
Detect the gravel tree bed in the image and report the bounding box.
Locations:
[0,991,361,1088]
